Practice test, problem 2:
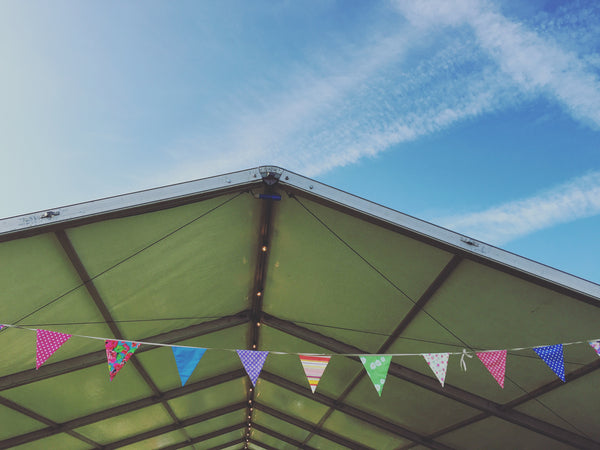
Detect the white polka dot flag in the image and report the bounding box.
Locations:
[533,344,565,382]
[477,350,507,388]
[589,340,600,358]
[423,353,449,387]
[237,350,269,386]
[299,355,331,393]
[360,355,392,396]
[36,329,72,369]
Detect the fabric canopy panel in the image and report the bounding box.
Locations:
[0,166,599,450]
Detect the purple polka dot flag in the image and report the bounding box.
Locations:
[422,353,449,387]
[533,344,565,382]
[36,329,72,369]
[589,340,600,358]
[477,350,507,388]
[237,350,269,386]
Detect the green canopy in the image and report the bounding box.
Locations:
[0,166,598,449]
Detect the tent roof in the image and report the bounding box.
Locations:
[0,166,598,450]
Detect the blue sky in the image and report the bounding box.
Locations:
[1,0,600,282]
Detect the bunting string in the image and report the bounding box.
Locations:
[2,323,599,390]
[1,322,598,357]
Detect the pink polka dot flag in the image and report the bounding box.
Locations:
[422,353,449,387]
[36,329,72,369]
[477,350,507,388]
[237,350,269,386]
[589,340,600,358]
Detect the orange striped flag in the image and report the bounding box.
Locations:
[299,355,331,393]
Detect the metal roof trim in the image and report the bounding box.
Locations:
[0,167,263,237]
[277,167,600,302]
[1,164,598,300]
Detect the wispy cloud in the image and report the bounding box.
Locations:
[438,172,600,245]
[158,0,600,185]
[395,0,600,127]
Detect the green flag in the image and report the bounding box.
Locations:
[360,355,392,396]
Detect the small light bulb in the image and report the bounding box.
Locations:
[252,344,256,349]
[256,322,261,327]
[261,245,267,252]
[256,291,262,297]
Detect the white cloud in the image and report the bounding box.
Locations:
[395,0,600,127]
[438,172,600,245]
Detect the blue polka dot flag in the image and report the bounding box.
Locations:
[237,350,269,386]
[172,347,207,386]
[533,344,565,382]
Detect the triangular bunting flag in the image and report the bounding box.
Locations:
[477,350,507,388]
[589,340,600,358]
[0,325,4,331]
[423,353,449,387]
[105,340,141,381]
[299,355,331,393]
[172,347,206,386]
[360,355,392,396]
[237,350,268,386]
[36,329,72,369]
[533,344,565,382]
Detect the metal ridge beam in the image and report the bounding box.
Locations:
[102,402,246,449]
[252,423,318,449]
[262,313,599,449]
[244,182,278,438]
[158,423,246,450]
[255,402,372,450]
[0,369,245,448]
[259,371,453,449]
[0,311,249,391]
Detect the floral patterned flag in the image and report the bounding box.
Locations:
[36,329,72,369]
[477,350,507,388]
[360,355,392,396]
[534,344,565,382]
[589,340,600,358]
[172,347,207,386]
[105,340,141,381]
[423,353,449,387]
[299,355,331,393]
[237,350,269,386]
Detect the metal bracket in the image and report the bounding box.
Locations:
[41,211,60,219]
[259,166,283,186]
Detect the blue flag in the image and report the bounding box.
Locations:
[533,344,565,382]
[172,347,206,386]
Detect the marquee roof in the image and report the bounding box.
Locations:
[0,166,599,449]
